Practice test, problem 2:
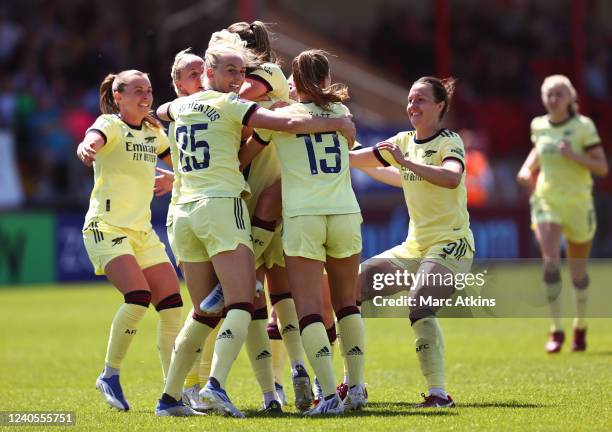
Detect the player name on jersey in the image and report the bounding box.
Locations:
[175,100,221,121]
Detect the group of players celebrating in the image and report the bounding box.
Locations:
[76,20,607,417]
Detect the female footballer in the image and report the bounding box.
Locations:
[517,74,608,353]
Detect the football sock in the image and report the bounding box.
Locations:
[251,217,276,261]
[337,306,365,386]
[573,276,589,329]
[300,315,336,398]
[210,305,253,388]
[164,313,219,400]
[337,320,349,385]
[412,316,446,394]
[102,365,119,378]
[155,293,183,380]
[267,322,288,385]
[327,323,337,360]
[246,307,275,394]
[272,295,305,366]
[199,320,221,384]
[544,270,563,332]
[105,290,150,369]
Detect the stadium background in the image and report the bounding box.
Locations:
[0,0,611,284]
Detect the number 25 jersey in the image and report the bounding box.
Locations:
[169,90,258,203]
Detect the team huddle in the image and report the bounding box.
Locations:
[75,20,607,418]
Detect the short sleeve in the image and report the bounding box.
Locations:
[440,135,466,171]
[253,128,273,145]
[375,133,405,168]
[223,93,258,125]
[156,129,170,156]
[581,117,601,150]
[86,115,120,150]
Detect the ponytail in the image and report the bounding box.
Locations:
[227,20,278,67]
[99,74,119,114]
[292,50,348,111]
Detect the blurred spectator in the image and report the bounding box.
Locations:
[460,129,493,208]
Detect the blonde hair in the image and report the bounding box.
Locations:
[205,30,251,69]
[99,70,161,129]
[227,21,278,67]
[541,74,579,115]
[292,49,348,111]
[170,48,204,96]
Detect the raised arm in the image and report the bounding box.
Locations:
[247,108,356,147]
[239,77,270,102]
[516,148,539,188]
[156,102,173,122]
[77,131,106,167]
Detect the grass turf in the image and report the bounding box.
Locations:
[1,278,611,431]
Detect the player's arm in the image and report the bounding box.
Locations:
[77,130,105,167]
[159,152,173,168]
[156,101,173,122]
[154,167,174,197]
[516,148,539,187]
[238,133,267,171]
[246,108,356,147]
[349,147,390,168]
[239,77,270,101]
[558,143,609,177]
[358,166,402,188]
[377,141,463,189]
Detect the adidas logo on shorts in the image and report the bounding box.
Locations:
[256,350,272,360]
[217,329,234,340]
[282,324,297,335]
[315,346,331,358]
[347,346,364,356]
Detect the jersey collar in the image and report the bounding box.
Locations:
[547,114,575,127]
[414,128,444,144]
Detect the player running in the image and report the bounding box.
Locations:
[517,74,608,353]
[77,70,183,412]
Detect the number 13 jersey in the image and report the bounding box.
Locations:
[255,102,360,217]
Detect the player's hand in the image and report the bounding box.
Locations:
[338,115,356,148]
[154,167,174,197]
[376,141,405,165]
[516,167,532,188]
[77,142,96,167]
[558,140,575,160]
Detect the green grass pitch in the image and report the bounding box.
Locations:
[1,268,611,431]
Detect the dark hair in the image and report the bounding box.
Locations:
[227,21,277,67]
[99,70,161,129]
[414,76,456,120]
[292,49,348,111]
